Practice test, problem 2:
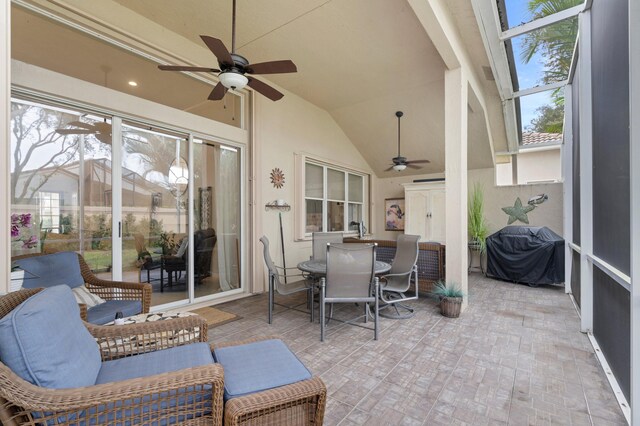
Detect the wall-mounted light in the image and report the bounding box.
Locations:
[128,81,138,87]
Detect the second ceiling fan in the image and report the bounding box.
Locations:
[385,111,430,172]
[158,0,297,101]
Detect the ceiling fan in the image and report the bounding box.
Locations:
[56,120,112,145]
[385,111,430,172]
[158,0,297,101]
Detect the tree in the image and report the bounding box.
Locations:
[11,103,81,204]
[520,0,581,133]
[527,104,564,133]
[521,0,581,90]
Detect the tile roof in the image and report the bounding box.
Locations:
[521,132,562,146]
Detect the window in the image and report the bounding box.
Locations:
[39,192,61,233]
[303,160,367,235]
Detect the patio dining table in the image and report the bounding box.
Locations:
[297,259,392,275]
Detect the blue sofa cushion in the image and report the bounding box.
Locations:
[0,285,101,388]
[96,342,214,384]
[14,252,84,289]
[86,300,142,325]
[213,339,311,400]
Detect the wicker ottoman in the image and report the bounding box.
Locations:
[213,338,326,426]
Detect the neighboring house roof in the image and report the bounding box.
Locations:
[521,132,562,146]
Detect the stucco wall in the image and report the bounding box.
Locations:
[372,167,563,241]
[517,148,562,184]
[253,90,374,292]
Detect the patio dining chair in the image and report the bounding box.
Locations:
[260,236,315,324]
[311,232,343,262]
[320,243,379,341]
[379,234,420,318]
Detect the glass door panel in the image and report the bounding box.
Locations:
[79,116,113,279]
[10,100,113,278]
[121,124,189,307]
[193,139,241,298]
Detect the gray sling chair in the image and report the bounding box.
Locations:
[320,243,380,342]
[312,232,344,262]
[260,236,315,324]
[379,234,420,318]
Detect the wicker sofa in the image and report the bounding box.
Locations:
[343,237,446,294]
[12,251,151,324]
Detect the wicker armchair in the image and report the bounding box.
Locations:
[12,252,151,321]
[0,288,223,426]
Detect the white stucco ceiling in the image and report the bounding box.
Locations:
[13,0,502,176]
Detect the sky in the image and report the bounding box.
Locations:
[504,0,555,133]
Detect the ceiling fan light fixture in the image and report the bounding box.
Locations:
[392,164,407,172]
[219,71,248,90]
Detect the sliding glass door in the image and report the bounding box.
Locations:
[121,124,190,306]
[10,100,114,278]
[192,139,242,299]
[9,97,245,308]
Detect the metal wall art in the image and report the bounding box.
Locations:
[270,167,285,188]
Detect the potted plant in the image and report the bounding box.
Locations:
[433,281,464,318]
[468,183,489,253]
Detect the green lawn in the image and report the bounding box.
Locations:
[83,249,139,272]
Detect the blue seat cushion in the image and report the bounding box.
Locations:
[86,300,143,325]
[0,286,101,388]
[14,252,84,289]
[96,342,214,384]
[213,339,311,400]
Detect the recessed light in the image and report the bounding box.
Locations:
[128,81,138,87]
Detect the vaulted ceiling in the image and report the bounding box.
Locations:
[12,0,505,176]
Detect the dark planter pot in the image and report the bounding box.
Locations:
[440,296,462,318]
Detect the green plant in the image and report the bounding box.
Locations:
[159,232,178,255]
[468,183,489,252]
[432,281,464,299]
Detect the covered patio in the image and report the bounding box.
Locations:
[0,0,639,424]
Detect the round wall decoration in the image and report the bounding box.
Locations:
[270,168,285,188]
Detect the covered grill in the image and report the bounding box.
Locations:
[486,226,565,286]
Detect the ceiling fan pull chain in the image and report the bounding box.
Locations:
[232,94,236,121]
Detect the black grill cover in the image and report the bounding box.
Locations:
[486,226,565,285]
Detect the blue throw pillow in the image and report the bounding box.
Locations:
[0,285,102,388]
[14,252,85,289]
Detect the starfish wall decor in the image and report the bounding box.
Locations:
[502,197,535,225]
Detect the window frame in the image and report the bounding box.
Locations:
[38,191,61,234]
[295,153,370,241]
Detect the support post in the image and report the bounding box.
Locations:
[1,0,10,294]
[444,68,469,309]
[562,85,573,295]
[578,11,593,333]
[629,0,640,420]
